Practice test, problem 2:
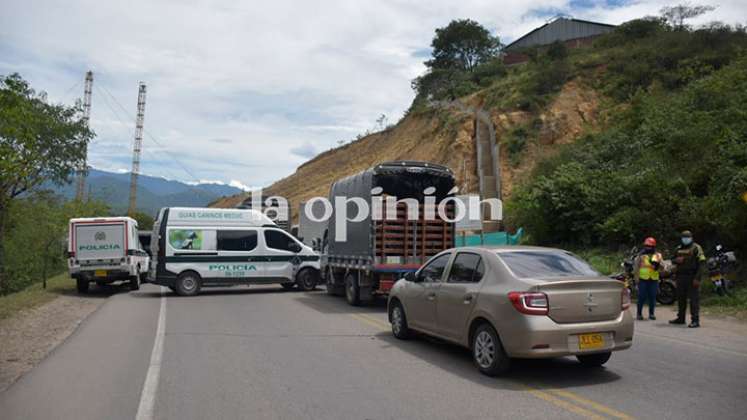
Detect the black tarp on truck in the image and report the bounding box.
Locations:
[322,161,456,305]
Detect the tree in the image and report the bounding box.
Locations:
[427,19,500,72]
[660,3,716,30]
[0,73,93,291]
[131,211,154,231]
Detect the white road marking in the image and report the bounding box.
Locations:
[135,287,167,420]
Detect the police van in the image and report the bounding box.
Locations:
[148,207,320,296]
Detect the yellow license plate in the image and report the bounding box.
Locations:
[94,270,107,278]
[578,333,605,350]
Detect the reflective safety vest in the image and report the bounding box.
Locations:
[639,253,662,281]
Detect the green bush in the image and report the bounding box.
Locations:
[507,54,747,256]
[1,194,109,294]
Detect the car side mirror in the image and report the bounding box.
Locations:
[289,242,302,253]
[405,272,419,282]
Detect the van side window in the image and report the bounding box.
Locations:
[217,230,258,251]
[264,230,297,252]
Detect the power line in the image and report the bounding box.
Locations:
[95,82,204,185]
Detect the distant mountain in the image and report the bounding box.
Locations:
[47,169,245,216]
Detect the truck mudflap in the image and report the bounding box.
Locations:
[373,264,421,294]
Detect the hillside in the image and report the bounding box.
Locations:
[211,76,600,220]
[213,19,747,256]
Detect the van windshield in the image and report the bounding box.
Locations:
[497,251,600,279]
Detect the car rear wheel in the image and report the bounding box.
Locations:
[576,351,612,367]
[390,301,410,339]
[472,324,510,376]
[76,278,89,294]
[175,271,201,296]
[345,272,360,306]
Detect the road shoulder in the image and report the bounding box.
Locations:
[0,292,106,392]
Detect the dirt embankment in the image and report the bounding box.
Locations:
[0,292,107,392]
[212,79,601,220]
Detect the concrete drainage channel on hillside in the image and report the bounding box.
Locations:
[431,100,502,233]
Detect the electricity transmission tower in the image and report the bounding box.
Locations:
[128,82,147,216]
[75,71,94,201]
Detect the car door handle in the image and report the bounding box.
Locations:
[463,294,474,304]
[427,292,436,301]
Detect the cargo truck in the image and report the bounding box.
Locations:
[322,161,456,305]
[68,217,149,293]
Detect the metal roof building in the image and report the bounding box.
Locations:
[505,17,616,51]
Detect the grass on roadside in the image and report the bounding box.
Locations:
[0,273,74,321]
[701,286,747,320]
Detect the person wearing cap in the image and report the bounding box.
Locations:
[670,230,706,328]
[634,237,662,320]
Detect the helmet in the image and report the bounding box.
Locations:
[643,237,657,247]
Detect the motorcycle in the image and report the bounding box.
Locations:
[707,244,738,296]
[612,246,676,305]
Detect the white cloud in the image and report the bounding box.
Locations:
[1,0,743,188]
[229,180,252,192]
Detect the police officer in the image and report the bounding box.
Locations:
[635,237,662,321]
[669,230,706,328]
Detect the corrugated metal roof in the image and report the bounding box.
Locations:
[505,17,616,51]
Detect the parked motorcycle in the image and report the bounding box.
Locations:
[707,244,738,296]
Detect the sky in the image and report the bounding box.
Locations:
[1,0,744,190]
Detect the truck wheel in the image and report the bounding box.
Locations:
[326,268,343,296]
[296,268,318,291]
[76,278,89,294]
[175,271,201,296]
[129,273,141,291]
[389,301,410,339]
[345,272,360,306]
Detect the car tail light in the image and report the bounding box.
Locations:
[621,288,631,310]
[508,292,549,315]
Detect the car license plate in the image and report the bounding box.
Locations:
[94,270,107,278]
[578,333,605,350]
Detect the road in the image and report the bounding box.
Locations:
[1,284,746,420]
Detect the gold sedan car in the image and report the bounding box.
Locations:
[388,246,634,376]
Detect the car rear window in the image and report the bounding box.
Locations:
[497,251,599,279]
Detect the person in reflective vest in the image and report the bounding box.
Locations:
[634,237,662,320]
[670,230,706,328]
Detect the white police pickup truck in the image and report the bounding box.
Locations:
[148,207,320,296]
[68,217,149,293]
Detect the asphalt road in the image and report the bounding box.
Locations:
[1,283,746,420]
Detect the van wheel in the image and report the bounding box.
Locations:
[296,268,318,291]
[281,283,295,291]
[345,272,360,306]
[472,323,511,376]
[175,272,201,296]
[76,278,89,294]
[576,352,612,367]
[129,273,141,291]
